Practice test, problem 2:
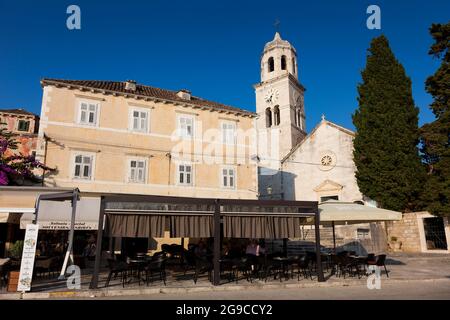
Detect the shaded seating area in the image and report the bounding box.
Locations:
[15,191,400,292]
[89,195,324,289]
[326,251,390,279]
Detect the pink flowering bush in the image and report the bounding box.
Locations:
[0,125,53,185]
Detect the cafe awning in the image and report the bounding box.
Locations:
[89,194,325,288]
[319,200,402,225]
[103,196,315,239]
[20,197,101,230]
[0,208,35,224]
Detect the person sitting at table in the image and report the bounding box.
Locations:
[83,241,96,260]
[194,241,208,259]
[221,242,231,257]
[246,239,261,256]
[245,239,262,270]
[38,240,48,256]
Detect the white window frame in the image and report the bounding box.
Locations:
[176,162,194,186]
[17,119,31,132]
[77,100,100,126]
[221,121,237,145]
[176,114,194,139]
[129,107,150,133]
[71,152,96,181]
[356,228,370,240]
[220,166,236,189]
[127,158,147,184]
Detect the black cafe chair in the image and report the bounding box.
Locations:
[367,254,389,277]
[145,256,167,286]
[105,258,128,288]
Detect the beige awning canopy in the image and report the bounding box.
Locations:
[20,197,101,230]
[0,208,35,224]
[319,200,402,225]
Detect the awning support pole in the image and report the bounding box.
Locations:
[332,221,336,253]
[90,196,105,289]
[58,189,79,280]
[108,237,115,259]
[213,199,221,286]
[314,206,325,282]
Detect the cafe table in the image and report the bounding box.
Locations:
[127,259,148,284]
[272,257,292,281]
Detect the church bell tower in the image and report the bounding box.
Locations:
[255,32,307,199]
[255,32,307,162]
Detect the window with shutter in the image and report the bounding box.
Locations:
[73,154,94,180]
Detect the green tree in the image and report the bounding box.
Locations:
[420,22,450,217]
[352,35,425,212]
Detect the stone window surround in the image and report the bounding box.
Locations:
[416,212,450,253]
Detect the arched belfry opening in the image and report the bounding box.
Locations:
[274,106,280,126]
[296,109,303,130]
[292,57,296,74]
[281,55,287,70]
[265,107,272,128]
[268,57,275,73]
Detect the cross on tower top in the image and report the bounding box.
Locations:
[274,19,280,32]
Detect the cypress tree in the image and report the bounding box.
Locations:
[420,22,450,217]
[352,35,425,212]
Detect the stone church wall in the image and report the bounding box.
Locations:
[385,213,422,252]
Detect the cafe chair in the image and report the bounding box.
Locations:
[295,255,313,281]
[105,258,128,288]
[145,256,167,286]
[367,254,389,277]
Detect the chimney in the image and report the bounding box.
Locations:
[125,80,137,91]
[176,89,191,100]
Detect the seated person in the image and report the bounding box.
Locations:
[245,239,262,269]
[246,239,261,257]
[194,241,208,259]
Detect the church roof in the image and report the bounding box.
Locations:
[281,119,355,164]
[264,32,296,53]
[41,78,256,117]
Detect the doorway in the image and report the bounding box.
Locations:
[423,217,448,250]
[320,195,338,203]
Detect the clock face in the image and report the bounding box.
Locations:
[264,88,279,105]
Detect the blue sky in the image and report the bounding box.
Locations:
[0,0,448,131]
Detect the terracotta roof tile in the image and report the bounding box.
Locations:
[0,108,38,117]
[41,79,255,117]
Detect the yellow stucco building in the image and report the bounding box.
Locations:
[36,79,258,199]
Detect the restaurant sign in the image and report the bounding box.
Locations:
[37,220,98,230]
[17,224,39,292]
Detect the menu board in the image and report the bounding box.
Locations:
[17,224,39,292]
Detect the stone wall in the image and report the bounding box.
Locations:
[385,213,422,252]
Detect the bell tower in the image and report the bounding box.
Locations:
[255,32,307,162]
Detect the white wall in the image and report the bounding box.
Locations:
[282,121,362,202]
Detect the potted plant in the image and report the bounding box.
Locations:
[8,240,23,260]
[6,240,23,292]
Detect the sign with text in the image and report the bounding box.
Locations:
[17,224,39,292]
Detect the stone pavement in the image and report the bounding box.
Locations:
[1,252,449,299]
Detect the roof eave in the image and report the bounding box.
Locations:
[41,79,256,118]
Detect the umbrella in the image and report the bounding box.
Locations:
[318,200,402,251]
